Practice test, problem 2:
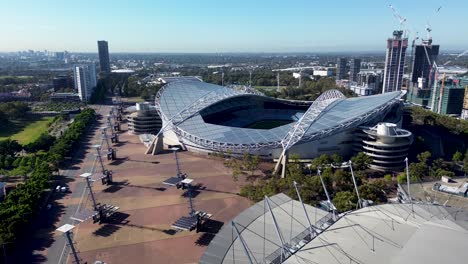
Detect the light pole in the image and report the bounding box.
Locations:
[317,168,336,220]
[405,157,414,216]
[347,160,362,209]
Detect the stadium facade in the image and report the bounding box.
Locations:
[149,79,408,169]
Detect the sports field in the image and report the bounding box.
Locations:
[0,117,53,144]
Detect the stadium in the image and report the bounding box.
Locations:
[147,78,407,171]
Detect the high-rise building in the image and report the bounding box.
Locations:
[431,77,468,115]
[461,86,468,120]
[336,57,347,80]
[52,75,74,91]
[97,40,110,73]
[349,58,361,82]
[74,64,97,102]
[411,39,439,89]
[383,30,408,93]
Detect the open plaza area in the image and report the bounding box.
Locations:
[58,112,251,264]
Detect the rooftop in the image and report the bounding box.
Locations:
[158,80,403,146]
[201,194,468,264]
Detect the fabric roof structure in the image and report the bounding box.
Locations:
[199,193,331,264]
[284,203,468,264]
[200,194,468,264]
[155,80,404,153]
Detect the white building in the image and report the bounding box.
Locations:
[312,68,333,77]
[355,122,413,171]
[126,102,162,134]
[349,83,375,96]
[74,64,97,102]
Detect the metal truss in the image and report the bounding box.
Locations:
[159,89,258,136]
[153,80,404,155]
[172,124,282,152]
[227,84,265,96]
[280,89,346,153]
[172,92,404,154]
[298,93,402,144]
[148,82,266,153]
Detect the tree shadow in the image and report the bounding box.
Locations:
[9,195,67,263]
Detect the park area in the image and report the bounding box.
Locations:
[0,116,53,144]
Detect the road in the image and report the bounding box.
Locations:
[43,105,111,264]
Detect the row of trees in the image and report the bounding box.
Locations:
[238,152,388,212]
[0,108,95,243]
[409,106,468,136]
[397,150,468,184]
[0,133,56,172]
[0,101,30,123]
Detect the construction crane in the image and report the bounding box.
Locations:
[425,5,443,41]
[388,4,407,32]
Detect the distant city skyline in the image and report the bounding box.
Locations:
[1,0,467,53]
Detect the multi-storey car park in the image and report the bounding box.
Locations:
[146,78,412,176]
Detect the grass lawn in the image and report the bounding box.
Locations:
[0,117,53,144]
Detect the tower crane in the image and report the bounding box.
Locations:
[388,4,407,33]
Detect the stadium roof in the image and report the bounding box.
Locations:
[200,193,330,264]
[201,194,468,264]
[157,80,403,149]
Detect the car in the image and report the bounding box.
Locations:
[55,185,61,192]
[60,186,69,193]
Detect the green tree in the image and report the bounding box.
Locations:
[397,172,407,184]
[333,191,357,212]
[452,151,463,162]
[417,151,432,164]
[409,162,427,181]
[0,139,22,157]
[231,161,242,182]
[242,153,260,176]
[351,152,373,171]
[359,183,387,204]
[464,149,468,174]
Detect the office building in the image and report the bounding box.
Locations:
[336,57,347,80]
[349,58,361,82]
[74,64,97,102]
[52,75,74,91]
[431,77,468,115]
[462,87,468,120]
[97,40,111,73]
[411,40,439,89]
[383,30,408,93]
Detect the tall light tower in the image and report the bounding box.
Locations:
[56,224,81,264]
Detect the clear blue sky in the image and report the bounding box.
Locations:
[0,0,466,52]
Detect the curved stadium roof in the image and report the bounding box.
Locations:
[156,80,404,151]
[200,193,468,264]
